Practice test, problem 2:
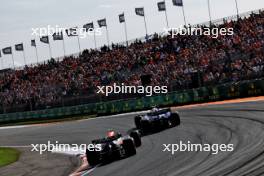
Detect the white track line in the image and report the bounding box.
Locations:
[0,125,32,130]
[0,145,31,148]
[0,110,149,130]
[51,147,99,175]
[51,147,86,156]
[77,110,150,122]
[81,165,100,176]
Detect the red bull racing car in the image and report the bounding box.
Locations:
[86,130,141,166]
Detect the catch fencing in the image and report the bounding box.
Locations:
[0,79,263,124]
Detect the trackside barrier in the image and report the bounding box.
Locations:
[0,79,263,123]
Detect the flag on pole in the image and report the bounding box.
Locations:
[31,39,39,63]
[98,18,109,46]
[97,19,107,27]
[2,47,12,54]
[15,43,26,65]
[52,32,63,40]
[3,47,14,68]
[65,27,78,37]
[40,36,49,44]
[158,1,166,11]
[172,0,186,26]
[66,27,81,52]
[15,43,24,51]
[0,50,1,57]
[172,0,183,6]
[119,13,125,23]
[31,39,36,47]
[135,8,145,16]
[84,22,97,48]
[83,22,94,31]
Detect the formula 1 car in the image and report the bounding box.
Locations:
[134,108,180,134]
[86,130,141,166]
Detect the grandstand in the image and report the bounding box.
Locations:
[0,9,263,114]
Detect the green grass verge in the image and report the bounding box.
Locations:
[0,148,20,167]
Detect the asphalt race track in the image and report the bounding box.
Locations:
[0,101,264,176]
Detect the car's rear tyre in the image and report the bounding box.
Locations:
[101,144,113,164]
[123,139,136,156]
[112,147,122,160]
[134,116,142,129]
[130,131,142,147]
[170,112,180,127]
[86,149,100,166]
[141,120,151,134]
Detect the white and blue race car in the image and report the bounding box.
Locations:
[134,108,180,134]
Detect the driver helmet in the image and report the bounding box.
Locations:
[107,130,116,138]
[151,106,159,112]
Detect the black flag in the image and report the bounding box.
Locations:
[40,36,49,44]
[83,22,94,31]
[53,32,63,40]
[119,13,125,23]
[135,8,145,16]
[98,19,107,27]
[15,43,24,51]
[2,47,12,55]
[65,28,78,37]
[172,0,183,6]
[158,1,166,11]
[31,40,36,47]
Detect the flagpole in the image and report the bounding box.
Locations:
[77,35,81,53]
[93,30,97,49]
[48,41,52,59]
[105,26,110,47]
[181,5,187,27]
[35,46,39,64]
[143,12,148,36]
[234,0,239,19]
[11,51,15,69]
[22,48,27,66]
[164,1,169,28]
[123,14,129,47]
[62,38,66,57]
[207,0,212,25]
[1,58,3,70]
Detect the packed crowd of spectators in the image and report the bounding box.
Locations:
[0,10,263,111]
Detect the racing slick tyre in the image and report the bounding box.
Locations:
[86,149,100,166]
[112,145,123,160]
[101,145,113,164]
[130,131,142,147]
[134,116,142,129]
[170,112,180,127]
[123,139,136,156]
[141,120,151,134]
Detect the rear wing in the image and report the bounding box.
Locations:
[92,138,112,144]
[147,108,171,116]
[92,134,122,144]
